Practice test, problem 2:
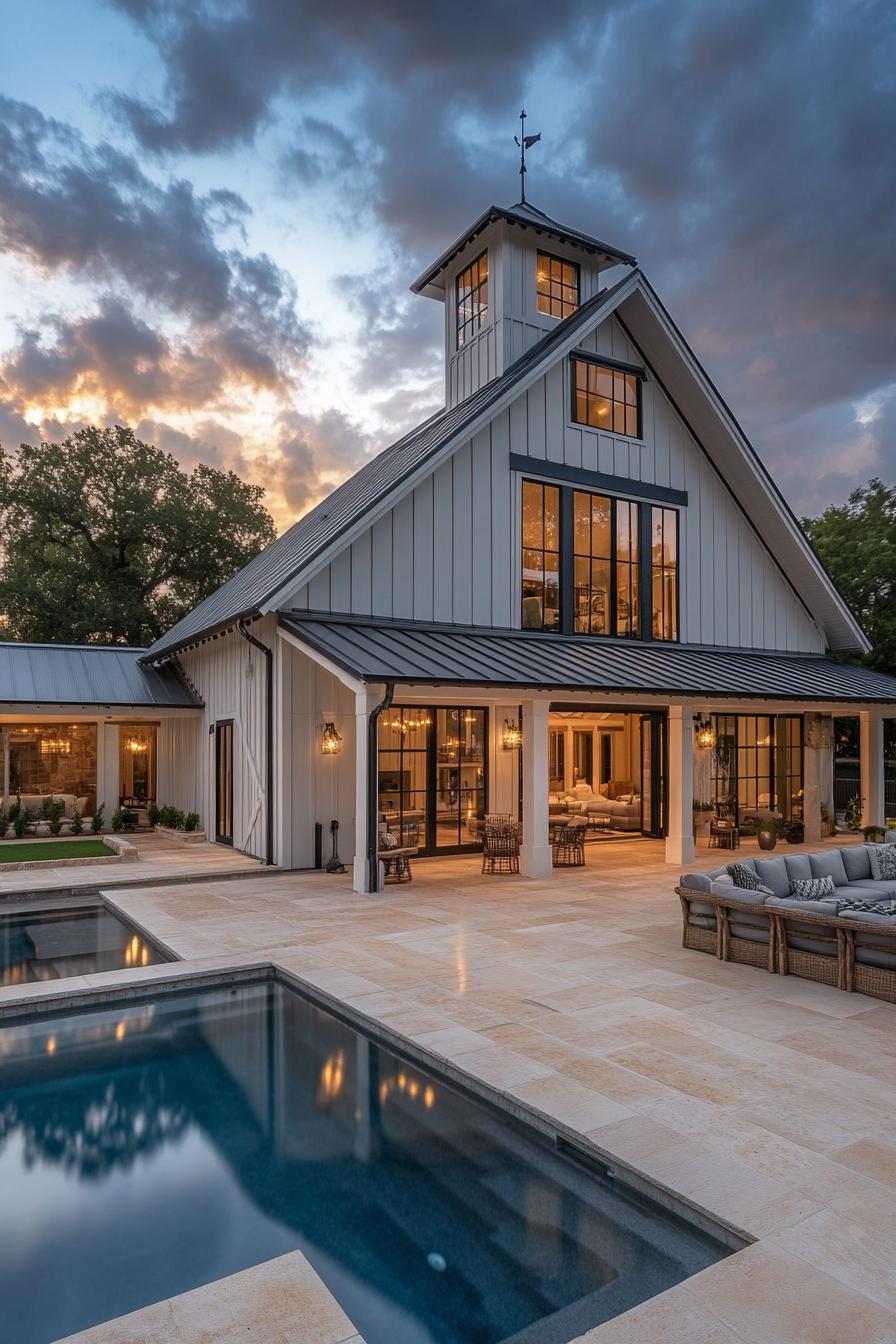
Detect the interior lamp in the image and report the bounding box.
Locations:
[321,721,342,756]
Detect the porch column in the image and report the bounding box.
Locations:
[802,713,832,845]
[665,702,694,865]
[860,708,885,828]
[353,688,382,894]
[520,698,552,878]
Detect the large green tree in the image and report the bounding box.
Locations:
[0,426,277,646]
[802,478,896,675]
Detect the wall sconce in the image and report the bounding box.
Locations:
[321,721,342,756]
[694,716,716,750]
[502,718,522,751]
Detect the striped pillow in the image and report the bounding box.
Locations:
[789,875,835,900]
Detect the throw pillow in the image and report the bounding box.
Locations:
[727,862,763,891]
[867,844,896,881]
[789,875,836,900]
[380,831,398,850]
[837,897,896,915]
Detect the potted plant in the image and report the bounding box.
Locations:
[692,800,713,841]
[863,824,886,843]
[784,818,805,845]
[91,803,105,835]
[70,809,84,835]
[757,818,779,851]
[111,807,125,833]
[844,795,863,833]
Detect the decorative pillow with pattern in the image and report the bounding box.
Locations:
[727,862,763,890]
[837,897,896,915]
[788,875,836,900]
[867,844,896,881]
[379,830,398,850]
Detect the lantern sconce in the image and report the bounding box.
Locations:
[694,716,716,750]
[321,721,343,756]
[502,718,523,751]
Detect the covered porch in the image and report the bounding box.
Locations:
[276,615,896,892]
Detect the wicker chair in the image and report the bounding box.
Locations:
[709,799,740,850]
[552,825,585,867]
[481,820,521,875]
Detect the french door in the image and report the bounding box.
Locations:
[640,712,667,838]
[214,720,234,845]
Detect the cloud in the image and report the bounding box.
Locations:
[0,95,311,391]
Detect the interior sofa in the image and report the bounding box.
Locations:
[676,835,896,1005]
[549,782,641,831]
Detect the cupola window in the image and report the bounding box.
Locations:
[456,250,488,347]
[536,251,579,319]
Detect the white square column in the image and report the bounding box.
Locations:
[665,702,694,865]
[520,698,552,878]
[860,708,885,829]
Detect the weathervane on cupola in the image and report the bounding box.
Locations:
[514,108,541,204]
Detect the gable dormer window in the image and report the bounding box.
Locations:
[571,355,641,437]
[536,251,579,319]
[456,250,488,347]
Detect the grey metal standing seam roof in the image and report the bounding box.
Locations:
[410,201,637,295]
[0,642,201,707]
[280,613,896,704]
[141,272,638,665]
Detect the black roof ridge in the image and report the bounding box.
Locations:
[0,639,149,652]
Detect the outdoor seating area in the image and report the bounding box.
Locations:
[678,835,896,1004]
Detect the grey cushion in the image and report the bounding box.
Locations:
[809,851,849,887]
[766,896,839,916]
[716,886,770,908]
[867,879,896,896]
[841,845,872,882]
[839,909,896,926]
[709,876,735,898]
[753,856,791,898]
[868,845,896,881]
[886,829,896,845]
[680,872,711,892]
[783,854,813,884]
[833,885,882,902]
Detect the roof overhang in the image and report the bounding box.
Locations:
[411,204,637,299]
[279,614,896,705]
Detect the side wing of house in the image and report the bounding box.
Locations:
[285,311,825,655]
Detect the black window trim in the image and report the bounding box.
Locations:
[522,475,680,643]
[569,351,644,440]
[536,248,580,320]
[455,248,489,350]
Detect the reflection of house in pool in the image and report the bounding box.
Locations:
[0,977,733,1344]
[0,897,169,986]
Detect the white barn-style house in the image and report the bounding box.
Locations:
[5,198,895,887]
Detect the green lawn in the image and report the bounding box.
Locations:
[0,839,112,863]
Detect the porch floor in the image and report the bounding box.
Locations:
[5,833,896,1343]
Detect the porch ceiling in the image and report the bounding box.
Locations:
[280,613,896,705]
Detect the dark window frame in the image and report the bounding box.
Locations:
[536,250,580,320]
[455,249,489,348]
[650,505,680,643]
[522,477,678,642]
[710,715,804,823]
[570,353,643,439]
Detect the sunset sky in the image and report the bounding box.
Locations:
[1,0,893,531]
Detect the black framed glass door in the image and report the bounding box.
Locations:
[214,720,233,845]
[640,712,666,838]
[378,706,487,854]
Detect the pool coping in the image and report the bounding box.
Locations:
[0,952,752,1257]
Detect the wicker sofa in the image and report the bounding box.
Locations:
[676,835,896,1005]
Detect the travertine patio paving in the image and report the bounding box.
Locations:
[7,836,896,1343]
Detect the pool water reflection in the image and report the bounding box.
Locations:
[0,977,732,1344]
[0,899,168,985]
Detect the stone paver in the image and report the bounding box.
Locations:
[3,833,894,1343]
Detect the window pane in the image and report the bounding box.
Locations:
[544,485,559,551]
[591,497,611,557]
[571,359,642,440]
[522,481,543,548]
[574,491,589,552]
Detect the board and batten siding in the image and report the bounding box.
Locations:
[288,313,824,654]
[175,616,275,858]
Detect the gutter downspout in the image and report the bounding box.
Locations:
[238,620,274,866]
[367,681,394,893]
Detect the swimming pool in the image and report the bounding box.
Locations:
[0,896,169,985]
[0,973,734,1344]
